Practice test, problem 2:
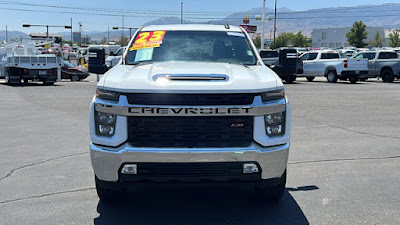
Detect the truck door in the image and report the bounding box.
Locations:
[301,53,318,76]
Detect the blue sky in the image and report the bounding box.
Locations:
[0,0,398,33]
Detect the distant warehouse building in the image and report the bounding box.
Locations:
[312,27,388,48]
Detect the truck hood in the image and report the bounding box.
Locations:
[98,62,282,93]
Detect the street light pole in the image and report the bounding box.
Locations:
[79,22,82,47]
[181,2,183,24]
[273,0,277,47]
[46,25,49,41]
[5,26,8,43]
[261,0,265,50]
[70,18,73,45]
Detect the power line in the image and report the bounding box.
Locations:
[0,5,399,21]
[0,0,399,16]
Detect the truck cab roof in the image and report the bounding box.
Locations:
[141,24,243,32]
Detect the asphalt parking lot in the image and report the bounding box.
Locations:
[0,75,399,225]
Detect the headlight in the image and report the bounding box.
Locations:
[261,89,285,101]
[265,111,285,137]
[96,89,120,101]
[95,112,116,136]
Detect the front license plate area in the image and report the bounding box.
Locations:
[39,70,47,75]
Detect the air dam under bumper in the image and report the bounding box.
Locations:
[90,142,289,182]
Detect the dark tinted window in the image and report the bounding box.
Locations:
[302,53,318,61]
[378,52,398,59]
[355,52,376,60]
[321,53,340,59]
[260,50,278,58]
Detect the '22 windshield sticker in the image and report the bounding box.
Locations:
[130,31,166,51]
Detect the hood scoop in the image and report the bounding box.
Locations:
[153,74,229,82]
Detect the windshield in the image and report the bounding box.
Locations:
[125,30,256,65]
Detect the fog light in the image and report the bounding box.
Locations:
[243,163,259,174]
[266,125,282,136]
[98,125,115,136]
[122,164,137,174]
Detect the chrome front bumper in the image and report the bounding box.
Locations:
[90,142,289,182]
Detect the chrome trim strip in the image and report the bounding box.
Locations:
[90,142,289,154]
[94,95,286,117]
[152,74,229,82]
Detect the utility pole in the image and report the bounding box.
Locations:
[46,25,49,41]
[70,18,73,45]
[79,22,82,47]
[5,26,8,43]
[107,26,110,44]
[273,0,277,47]
[122,14,124,40]
[181,2,183,24]
[261,0,265,50]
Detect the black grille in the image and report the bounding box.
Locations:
[132,162,244,177]
[125,93,257,105]
[127,116,253,148]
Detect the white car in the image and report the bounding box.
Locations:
[105,47,126,68]
[299,50,368,83]
[89,24,291,203]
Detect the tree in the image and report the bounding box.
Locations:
[116,35,129,46]
[252,35,261,49]
[389,30,400,47]
[346,21,368,48]
[270,32,293,49]
[292,32,310,47]
[369,31,384,47]
[100,36,108,44]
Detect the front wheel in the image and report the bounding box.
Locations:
[71,75,80,82]
[255,170,286,202]
[306,76,315,82]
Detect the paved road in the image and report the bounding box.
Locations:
[0,76,399,224]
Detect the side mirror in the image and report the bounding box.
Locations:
[110,52,114,56]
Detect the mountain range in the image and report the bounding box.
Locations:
[2,3,400,41]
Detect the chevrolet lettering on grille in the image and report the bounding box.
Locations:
[128,107,252,115]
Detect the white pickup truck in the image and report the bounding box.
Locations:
[0,40,62,85]
[299,50,368,83]
[90,24,291,203]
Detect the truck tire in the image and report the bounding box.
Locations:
[306,76,315,82]
[381,69,394,83]
[5,72,10,84]
[255,170,286,202]
[43,81,54,86]
[284,76,296,84]
[95,176,122,203]
[5,71,20,85]
[326,71,338,83]
[349,76,358,84]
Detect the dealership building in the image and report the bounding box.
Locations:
[312,27,389,48]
